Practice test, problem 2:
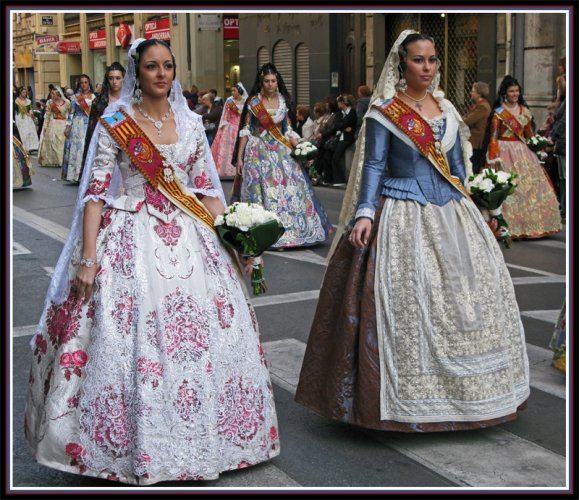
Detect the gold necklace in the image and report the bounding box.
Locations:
[401,90,428,111]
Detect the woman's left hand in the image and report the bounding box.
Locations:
[240,256,255,277]
[487,218,504,238]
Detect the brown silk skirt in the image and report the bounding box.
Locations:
[294,199,525,432]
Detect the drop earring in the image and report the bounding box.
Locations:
[396,77,407,92]
[132,80,143,104]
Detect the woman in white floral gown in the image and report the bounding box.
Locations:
[25,38,279,485]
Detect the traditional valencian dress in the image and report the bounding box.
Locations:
[25,105,280,484]
[236,93,333,248]
[14,97,40,151]
[211,95,245,178]
[486,104,561,238]
[62,91,96,182]
[38,98,72,167]
[13,135,34,188]
[296,97,530,431]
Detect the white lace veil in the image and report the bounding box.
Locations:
[329,29,472,259]
[31,37,225,348]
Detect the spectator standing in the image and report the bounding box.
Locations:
[463,81,492,173]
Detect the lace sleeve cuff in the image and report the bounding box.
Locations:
[239,129,250,137]
[355,207,375,222]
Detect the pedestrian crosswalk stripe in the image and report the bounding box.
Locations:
[262,338,567,488]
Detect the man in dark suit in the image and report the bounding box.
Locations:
[330,94,357,185]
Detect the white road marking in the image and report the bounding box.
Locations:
[521,309,561,323]
[13,206,68,243]
[12,242,32,255]
[261,338,567,488]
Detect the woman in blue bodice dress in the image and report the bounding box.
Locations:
[296,31,530,432]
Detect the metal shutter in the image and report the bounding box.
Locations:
[257,46,270,71]
[273,39,293,99]
[295,43,310,106]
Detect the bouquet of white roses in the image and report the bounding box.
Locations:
[215,203,285,295]
[526,134,551,152]
[291,141,319,162]
[466,168,518,248]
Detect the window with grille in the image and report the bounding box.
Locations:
[295,43,310,105]
[273,39,293,100]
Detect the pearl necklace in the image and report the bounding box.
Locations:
[401,90,428,111]
[137,105,171,136]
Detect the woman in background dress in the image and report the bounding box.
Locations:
[484,75,561,239]
[211,83,247,178]
[14,86,40,152]
[233,63,333,249]
[38,87,71,168]
[62,74,96,183]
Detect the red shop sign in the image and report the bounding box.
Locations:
[89,29,106,49]
[57,41,82,54]
[223,14,239,40]
[144,18,171,41]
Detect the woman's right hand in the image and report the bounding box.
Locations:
[74,262,98,304]
[349,218,373,248]
[236,157,243,175]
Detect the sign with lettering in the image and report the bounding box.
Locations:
[34,34,59,53]
[223,14,239,40]
[57,41,82,54]
[144,18,171,41]
[198,14,221,31]
[41,16,54,26]
[89,29,106,50]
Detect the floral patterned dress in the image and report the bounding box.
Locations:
[486,105,561,238]
[14,97,40,151]
[38,99,71,167]
[62,92,95,182]
[238,94,333,248]
[25,109,280,485]
[211,96,245,177]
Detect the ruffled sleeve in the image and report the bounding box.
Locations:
[82,125,121,205]
[188,125,221,199]
[485,113,502,166]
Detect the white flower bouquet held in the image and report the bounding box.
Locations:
[526,134,551,153]
[215,203,285,295]
[465,168,518,248]
[291,141,319,162]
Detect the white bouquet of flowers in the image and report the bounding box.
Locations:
[526,134,551,152]
[291,141,319,161]
[215,203,285,295]
[465,168,518,248]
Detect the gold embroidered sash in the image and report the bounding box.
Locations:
[226,98,240,116]
[248,96,293,150]
[373,98,470,198]
[15,99,30,117]
[495,106,527,144]
[100,109,215,230]
[50,101,67,120]
[76,94,92,117]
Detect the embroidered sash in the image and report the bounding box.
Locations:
[15,99,30,117]
[100,109,215,230]
[373,98,470,198]
[226,98,240,116]
[76,94,92,117]
[494,106,526,144]
[50,101,67,120]
[248,96,293,150]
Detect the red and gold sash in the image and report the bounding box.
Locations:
[15,99,30,117]
[50,100,67,120]
[76,94,92,117]
[248,95,293,150]
[494,106,526,144]
[100,109,215,230]
[373,98,470,198]
[226,98,240,116]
